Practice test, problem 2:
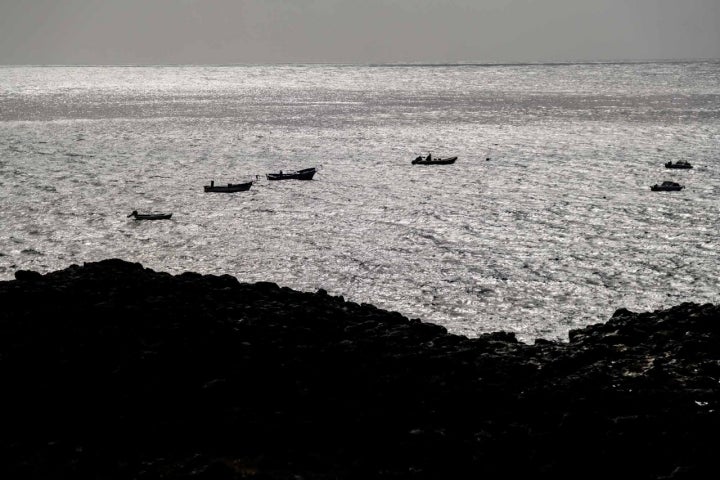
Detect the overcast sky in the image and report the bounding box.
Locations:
[0,0,718,64]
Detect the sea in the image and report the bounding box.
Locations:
[1,62,719,341]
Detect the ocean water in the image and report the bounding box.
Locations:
[1,63,719,341]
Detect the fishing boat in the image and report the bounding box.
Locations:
[204,180,253,193]
[650,181,684,192]
[664,161,693,169]
[266,167,316,181]
[411,155,457,165]
[127,210,173,220]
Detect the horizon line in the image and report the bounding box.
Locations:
[0,57,718,68]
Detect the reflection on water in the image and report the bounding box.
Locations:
[1,63,719,341]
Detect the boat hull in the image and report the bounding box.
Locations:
[266,168,316,181]
[132,213,173,220]
[411,156,457,165]
[204,182,253,193]
[650,185,684,191]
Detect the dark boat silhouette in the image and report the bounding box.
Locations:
[266,167,316,181]
[204,180,253,193]
[665,161,693,169]
[127,210,173,220]
[411,155,457,165]
[650,181,684,192]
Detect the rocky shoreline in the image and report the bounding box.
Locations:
[1,259,718,479]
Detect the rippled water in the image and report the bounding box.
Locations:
[1,63,719,340]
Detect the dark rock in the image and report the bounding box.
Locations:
[480,331,518,343]
[612,307,635,318]
[0,259,718,480]
[255,281,280,292]
[14,269,42,281]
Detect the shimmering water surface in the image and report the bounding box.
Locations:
[1,63,719,341]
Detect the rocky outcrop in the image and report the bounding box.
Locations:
[1,259,718,479]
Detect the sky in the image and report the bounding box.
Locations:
[0,0,718,64]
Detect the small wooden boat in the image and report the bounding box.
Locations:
[204,180,253,193]
[411,155,457,165]
[650,181,684,192]
[127,210,173,220]
[665,161,693,169]
[266,167,316,181]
